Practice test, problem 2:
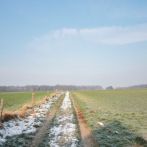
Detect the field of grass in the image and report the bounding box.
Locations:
[0,91,51,111]
[72,89,147,146]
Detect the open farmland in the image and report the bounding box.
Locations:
[72,89,147,146]
[0,91,51,111]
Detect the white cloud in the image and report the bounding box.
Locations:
[27,24,147,51]
[52,28,78,39]
[79,24,147,45]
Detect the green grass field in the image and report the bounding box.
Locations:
[0,91,51,111]
[72,89,147,146]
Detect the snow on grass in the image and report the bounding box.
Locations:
[48,91,79,147]
[0,95,59,145]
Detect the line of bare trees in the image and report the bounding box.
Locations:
[0,85,103,92]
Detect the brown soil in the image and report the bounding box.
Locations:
[71,96,99,147]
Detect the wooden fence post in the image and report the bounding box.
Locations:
[32,92,35,107]
[0,99,4,123]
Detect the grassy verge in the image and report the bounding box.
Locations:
[72,89,147,146]
[0,91,51,111]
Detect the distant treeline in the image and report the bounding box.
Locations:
[0,84,147,92]
[0,85,103,92]
[116,84,147,90]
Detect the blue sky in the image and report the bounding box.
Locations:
[0,0,147,87]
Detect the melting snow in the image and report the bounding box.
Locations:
[48,91,79,147]
[0,95,59,145]
[61,92,72,110]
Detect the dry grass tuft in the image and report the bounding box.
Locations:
[18,104,33,118]
[1,94,54,122]
[2,104,33,121]
[2,112,18,122]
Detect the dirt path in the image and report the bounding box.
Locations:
[39,91,80,147]
[31,95,64,147]
[71,95,99,147]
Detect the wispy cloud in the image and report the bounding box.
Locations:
[81,24,147,45]
[28,24,147,51]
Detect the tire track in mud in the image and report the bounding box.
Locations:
[39,92,81,147]
[31,94,64,147]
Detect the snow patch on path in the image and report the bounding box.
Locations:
[61,92,71,110]
[48,91,79,147]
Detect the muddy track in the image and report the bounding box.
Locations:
[39,92,81,147]
[71,94,99,147]
[31,95,64,147]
